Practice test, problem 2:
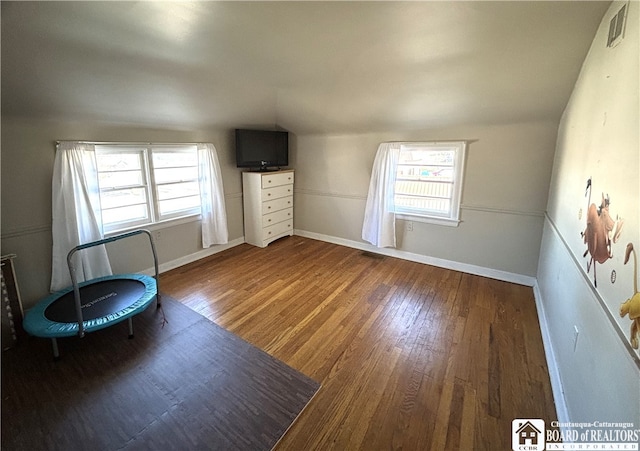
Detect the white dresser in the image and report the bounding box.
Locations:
[242,170,294,247]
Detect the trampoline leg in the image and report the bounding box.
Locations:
[128,317,134,339]
[51,338,60,361]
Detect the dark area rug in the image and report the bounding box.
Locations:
[1,295,320,450]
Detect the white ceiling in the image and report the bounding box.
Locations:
[1,1,610,135]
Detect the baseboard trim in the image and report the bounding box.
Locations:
[532,280,569,425]
[293,229,536,287]
[142,237,245,276]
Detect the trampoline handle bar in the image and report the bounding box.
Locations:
[66,229,160,338]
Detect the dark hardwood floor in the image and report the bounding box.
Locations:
[160,235,557,450]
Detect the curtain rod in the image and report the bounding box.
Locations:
[382,139,474,145]
[55,141,204,146]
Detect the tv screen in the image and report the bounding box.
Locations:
[235,129,289,170]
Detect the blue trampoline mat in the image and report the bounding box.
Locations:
[23,274,157,338]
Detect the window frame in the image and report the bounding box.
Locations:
[393,141,466,227]
[95,144,201,234]
[148,145,201,222]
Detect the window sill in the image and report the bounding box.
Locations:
[105,214,201,237]
[396,213,460,228]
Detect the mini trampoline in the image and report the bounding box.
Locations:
[23,229,161,359]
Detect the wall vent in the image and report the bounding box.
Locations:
[360,251,384,260]
[607,2,628,48]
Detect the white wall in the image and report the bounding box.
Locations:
[0,117,245,309]
[293,120,559,279]
[537,0,640,423]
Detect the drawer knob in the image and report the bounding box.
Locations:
[268,180,272,183]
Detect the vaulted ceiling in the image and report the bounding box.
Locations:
[1,1,610,134]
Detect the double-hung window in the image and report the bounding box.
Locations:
[95,144,201,233]
[394,141,466,225]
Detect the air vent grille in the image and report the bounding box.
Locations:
[361,251,384,260]
[607,3,628,48]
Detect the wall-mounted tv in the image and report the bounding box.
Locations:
[235,129,289,171]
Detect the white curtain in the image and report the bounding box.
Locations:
[198,143,229,247]
[362,142,401,248]
[51,142,112,291]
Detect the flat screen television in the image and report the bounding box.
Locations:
[235,129,289,170]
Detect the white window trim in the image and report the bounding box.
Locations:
[393,141,467,227]
[396,213,461,227]
[103,213,202,238]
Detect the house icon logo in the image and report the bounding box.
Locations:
[512,419,545,451]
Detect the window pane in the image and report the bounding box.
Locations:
[397,166,454,182]
[395,196,451,216]
[102,204,149,226]
[398,149,455,166]
[100,187,147,209]
[99,171,144,189]
[158,196,200,216]
[154,167,198,184]
[157,182,200,201]
[96,152,142,171]
[152,150,198,168]
[395,180,453,199]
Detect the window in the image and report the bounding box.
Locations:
[95,144,201,233]
[394,141,466,225]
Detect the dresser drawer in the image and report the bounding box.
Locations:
[263,184,293,201]
[262,196,293,215]
[263,219,293,241]
[262,171,294,189]
[262,207,292,228]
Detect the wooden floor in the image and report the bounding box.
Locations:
[160,236,557,450]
